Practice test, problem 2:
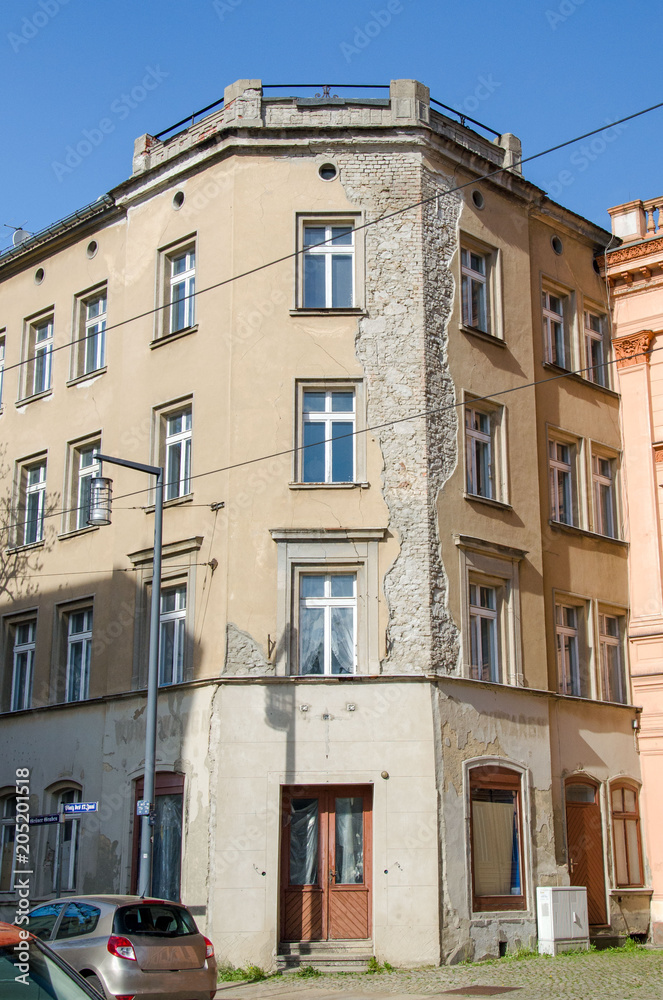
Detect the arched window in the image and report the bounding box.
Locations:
[53,788,81,893]
[469,765,525,911]
[0,796,17,892]
[611,783,644,888]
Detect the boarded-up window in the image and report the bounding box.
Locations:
[611,784,643,888]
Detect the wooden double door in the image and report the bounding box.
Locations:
[280,785,372,941]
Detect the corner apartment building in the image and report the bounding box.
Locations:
[600,198,663,945]
[0,79,649,966]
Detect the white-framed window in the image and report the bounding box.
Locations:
[82,292,106,374]
[10,619,35,712]
[584,310,609,387]
[65,439,101,533]
[599,612,626,704]
[0,796,17,892]
[26,316,54,397]
[592,453,617,538]
[270,528,385,677]
[461,248,489,333]
[301,388,355,483]
[0,334,5,408]
[18,457,47,546]
[465,404,499,499]
[299,572,357,675]
[159,584,186,686]
[169,248,196,333]
[65,608,93,703]
[555,601,589,697]
[165,408,192,500]
[469,581,500,682]
[302,223,355,309]
[549,437,577,525]
[55,788,80,892]
[455,536,525,687]
[542,290,570,368]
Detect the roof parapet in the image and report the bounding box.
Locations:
[608,197,663,244]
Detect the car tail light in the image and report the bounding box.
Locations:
[107,935,137,961]
[114,996,135,1000]
[204,936,215,960]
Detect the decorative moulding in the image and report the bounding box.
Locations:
[613,331,654,369]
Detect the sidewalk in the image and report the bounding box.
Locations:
[216,948,663,1000]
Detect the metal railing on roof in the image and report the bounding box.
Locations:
[152,85,501,143]
[0,195,115,264]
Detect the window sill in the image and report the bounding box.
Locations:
[542,362,619,397]
[460,325,506,347]
[548,520,627,546]
[66,367,107,387]
[58,525,99,541]
[289,481,370,490]
[150,325,198,349]
[144,493,194,513]
[5,540,45,555]
[464,492,512,511]
[16,389,52,407]
[289,308,366,317]
[610,887,652,896]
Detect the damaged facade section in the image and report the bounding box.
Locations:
[0,79,650,968]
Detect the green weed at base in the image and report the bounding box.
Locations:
[366,957,394,974]
[217,964,267,983]
[295,965,322,978]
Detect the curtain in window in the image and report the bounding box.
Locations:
[152,793,183,901]
[289,799,318,885]
[472,799,518,896]
[331,607,354,674]
[300,607,324,674]
[335,797,363,884]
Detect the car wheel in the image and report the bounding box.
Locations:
[84,973,106,998]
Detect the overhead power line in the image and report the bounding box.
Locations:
[1,98,661,383]
[0,344,656,538]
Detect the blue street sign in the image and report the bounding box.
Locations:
[29,814,59,826]
[136,800,151,816]
[63,801,98,814]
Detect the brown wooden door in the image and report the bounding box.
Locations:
[565,782,607,925]
[280,786,372,941]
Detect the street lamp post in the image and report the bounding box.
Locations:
[88,453,163,897]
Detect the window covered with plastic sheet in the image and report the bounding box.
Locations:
[289,798,319,885]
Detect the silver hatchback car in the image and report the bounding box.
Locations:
[28,895,217,1000]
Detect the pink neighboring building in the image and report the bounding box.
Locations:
[602,198,663,944]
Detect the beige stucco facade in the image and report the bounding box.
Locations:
[600,200,663,943]
[0,80,648,966]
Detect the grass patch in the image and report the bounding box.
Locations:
[217,964,267,983]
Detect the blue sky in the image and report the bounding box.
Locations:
[1,0,660,252]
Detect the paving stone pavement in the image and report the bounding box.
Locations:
[216,949,663,1000]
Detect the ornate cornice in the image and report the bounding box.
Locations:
[613,331,654,369]
[602,236,663,267]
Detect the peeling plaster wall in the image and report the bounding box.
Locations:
[225,623,274,675]
[431,682,559,964]
[336,147,461,674]
[0,688,214,926]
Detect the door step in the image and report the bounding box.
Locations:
[277,939,373,973]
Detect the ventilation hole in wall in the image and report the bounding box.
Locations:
[318,163,337,181]
[472,189,485,209]
[551,235,564,255]
[86,240,98,259]
[173,191,185,209]
[34,267,44,284]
